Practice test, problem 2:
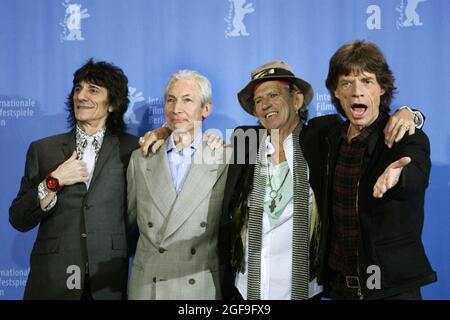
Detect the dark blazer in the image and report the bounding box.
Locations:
[323,115,437,299]
[9,130,138,299]
[220,115,342,299]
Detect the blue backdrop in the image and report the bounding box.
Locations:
[0,0,448,299]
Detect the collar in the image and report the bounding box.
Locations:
[167,130,203,155]
[340,115,382,146]
[265,132,294,177]
[264,133,293,157]
[76,125,106,144]
[75,125,106,159]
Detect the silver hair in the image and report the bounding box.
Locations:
[164,70,212,106]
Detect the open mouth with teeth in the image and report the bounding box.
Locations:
[351,103,368,118]
[265,111,278,119]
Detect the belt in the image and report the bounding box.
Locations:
[344,275,361,289]
[334,273,364,299]
[335,273,361,289]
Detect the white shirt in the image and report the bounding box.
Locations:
[235,133,323,299]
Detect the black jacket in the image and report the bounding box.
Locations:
[323,115,436,299]
[9,130,138,299]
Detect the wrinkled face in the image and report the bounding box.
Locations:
[165,78,211,138]
[334,71,385,130]
[253,80,303,136]
[73,80,112,128]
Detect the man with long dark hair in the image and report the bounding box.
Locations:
[9,59,139,299]
[323,40,436,299]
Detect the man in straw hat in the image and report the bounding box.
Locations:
[220,59,424,300]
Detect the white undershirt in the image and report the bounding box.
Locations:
[235,133,323,299]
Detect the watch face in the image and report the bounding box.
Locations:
[47,179,58,189]
[46,176,60,191]
[414,113,420,126]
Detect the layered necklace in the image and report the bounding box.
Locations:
[264,161,293,221]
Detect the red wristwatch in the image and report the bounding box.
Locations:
[45,173,64,192]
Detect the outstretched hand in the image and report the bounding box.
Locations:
[373,156,411,198]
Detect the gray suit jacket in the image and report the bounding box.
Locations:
[9,130,138,299]
[127,140,230,300]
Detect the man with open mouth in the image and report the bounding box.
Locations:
[323,40,436,300]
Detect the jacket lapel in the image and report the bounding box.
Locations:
[144,141,177,218]
[163,141,227,239]
[89,132,117,188]
[226,126,263,219]
[61,130,76,159]
[327,124,343,168]
[59,130,87,193]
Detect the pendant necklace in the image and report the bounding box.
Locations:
[267,165,290,213]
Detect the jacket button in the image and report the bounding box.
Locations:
[200,222,207,228]
[188,278,195,285]
[158,247,165,253]
[147,222,153,228]
[81,233,87,238]
[190,248,196,255]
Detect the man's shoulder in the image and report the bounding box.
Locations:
[129,144,160,165]
[201,140,233,164]
[306,114,342,128]
[233,125,262,133]
[231,125,264,141]
[117,132,139,145]
[31,132,72,148]
[303,114,342,138]
[396,127,430,148]
[234,125,261,130]
[130,147,145,160]
[117,132,138,141]
[113,132,139,157]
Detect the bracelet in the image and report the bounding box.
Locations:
[37,182,49,200]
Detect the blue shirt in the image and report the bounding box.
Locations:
[167,132,202,194]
